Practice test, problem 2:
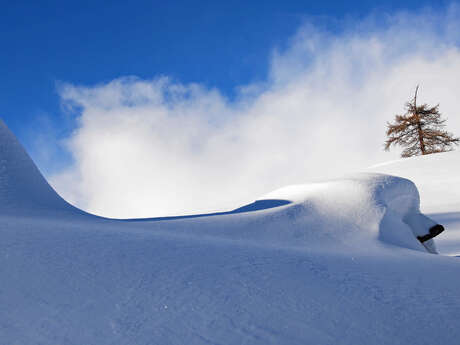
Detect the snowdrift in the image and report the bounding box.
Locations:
[369,150,460,256]
[132,174,440,255]
[369,150,460,214]
[1,119,460,345]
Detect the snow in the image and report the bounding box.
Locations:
[369,151,460,214]
[369,150,460,257]
[1,119,460,344]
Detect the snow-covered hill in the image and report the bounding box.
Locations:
[1,119,460,345]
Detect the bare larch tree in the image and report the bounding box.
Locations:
[385,86,459,158]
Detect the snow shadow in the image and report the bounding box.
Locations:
[429,212,460,224]
[120,199,291,222]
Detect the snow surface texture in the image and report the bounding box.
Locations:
[1,119,460,345]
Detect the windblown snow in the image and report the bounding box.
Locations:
[1,119,460,345]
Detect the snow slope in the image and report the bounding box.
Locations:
[1,120,460,345]
[0,120,86,218]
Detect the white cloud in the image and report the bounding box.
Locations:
[51,6,460,218]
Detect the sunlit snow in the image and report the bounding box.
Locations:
[1,119,459,344]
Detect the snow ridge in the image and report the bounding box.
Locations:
[0,119,83,217]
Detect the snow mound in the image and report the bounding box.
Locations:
[369,150,460,213]
[113,174,441,254]
[0,119,83,217]
[368,150,460,254]
[189,174,439,253]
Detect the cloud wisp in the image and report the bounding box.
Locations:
[51,6,460,218]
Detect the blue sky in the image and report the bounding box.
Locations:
[2,1,460,217]
[1,1,451,134]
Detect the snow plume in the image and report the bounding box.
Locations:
[51,6,460,218]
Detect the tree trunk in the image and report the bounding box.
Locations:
[414,85,426,155]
